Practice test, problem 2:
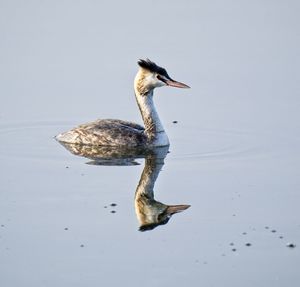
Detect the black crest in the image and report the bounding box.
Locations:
[138,58,170,78]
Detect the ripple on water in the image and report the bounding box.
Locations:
[169,128,268,162]
[0,120,74,161]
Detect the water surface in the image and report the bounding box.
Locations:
[1,1,299,286]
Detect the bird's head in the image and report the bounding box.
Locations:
[135,59,190,95]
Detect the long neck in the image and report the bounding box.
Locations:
[136,91,165,137]
[134,82,165,142]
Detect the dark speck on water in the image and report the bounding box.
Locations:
[229,242,234,246]
[232,248,237,252]
[64,228,68,231]
[245,243,252,247]
[111,210,116,213]
[1,225,4,227]
[242,232,247,235]
[271,230,277,233]
[110,203,117,207]
[286,243,296,248]
[265,226,269,229]
[172,120,178,124]
[279,236,284,239]
[80,244,84,248]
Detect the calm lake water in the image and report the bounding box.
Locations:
[1,1,299,286]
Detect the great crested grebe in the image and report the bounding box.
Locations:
[55,59,190,147]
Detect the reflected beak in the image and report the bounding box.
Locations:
[166,79,190,88]
[166,204,191,215]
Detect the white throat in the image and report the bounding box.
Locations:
[136,91,164,133]
[134,74,169,146]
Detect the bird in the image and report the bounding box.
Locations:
[55,59,190,147]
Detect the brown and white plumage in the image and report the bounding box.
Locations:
[55,59,189,147]
[56,119,146,146]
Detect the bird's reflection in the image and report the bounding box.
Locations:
[58,142,190,231]
[134,147,190,231]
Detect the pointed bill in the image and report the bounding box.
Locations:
[166,79,190,88]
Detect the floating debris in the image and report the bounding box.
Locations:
[286,243,296,248]
[232,248,237,252]
[111,210,116,214]
[66,166,69,169]
[229,242,234,246]
[80,244,84,248]
[265,226,269,229]
[279,236,284,239]
[104,206,107,208]
[110,203,117,207]
[172,120,178,124]
[245,243,252,247]
[271,230,277,233]
[242,232,247,235]
[64,227,68,231]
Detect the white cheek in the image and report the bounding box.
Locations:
[156,81,166,87]
[144,74,166,88]
[151,75,166,87]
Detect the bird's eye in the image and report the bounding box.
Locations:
[157,74,167,84]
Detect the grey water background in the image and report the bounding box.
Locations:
[0,0,299,286]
